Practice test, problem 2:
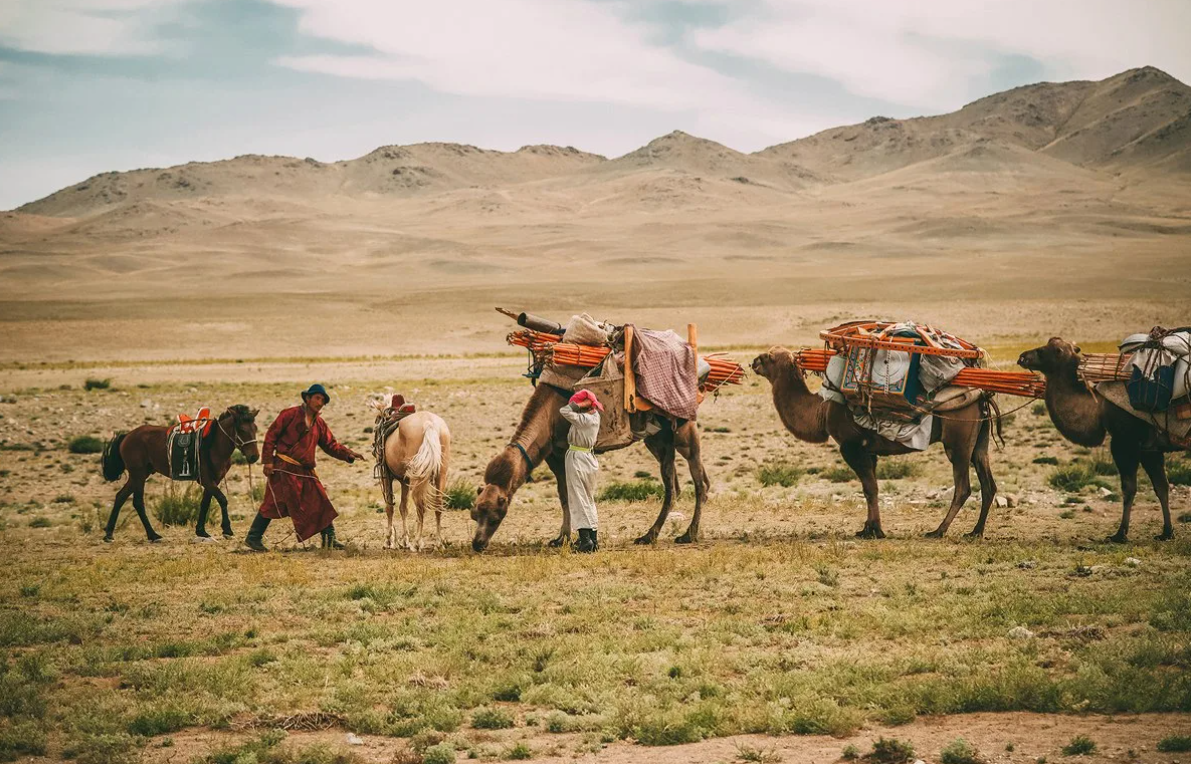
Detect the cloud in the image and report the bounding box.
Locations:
[268,0,763,111]
[689,0,1191,111]
[0,0,188,56]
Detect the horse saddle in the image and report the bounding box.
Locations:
[168,407,211,481]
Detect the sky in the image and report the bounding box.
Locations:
[1,0,1189,210]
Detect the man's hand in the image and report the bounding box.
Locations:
[348,449,366,462]
[262,463,274,478]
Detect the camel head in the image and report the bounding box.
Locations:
[471,483,509,553]
[751,346,798,381]
[1018,337,1082,375]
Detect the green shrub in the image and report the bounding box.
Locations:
[1048,464,1104,492]
[127,706,190,736]
[867,737,915,764]
[0,721,48,759]
[598,480,664,502]
[1167,460,1191,486]
[84,378,111,391]
[757,462,804,487]
[1032,402,1047,416]
[153,485,201,527]
[1061,736,1096,756]
[876,461,922,480]
[941,738,982,764]
[445,479,476,511]
[505,742,532,760]
[472,707,514,730]
[423,743,457,764]
[29,517,52,528]
[68,435,105,454]
[1032,456,1059,465]
[1157,735,1191,753]
[821,466,854,483]
[842,745,860,760]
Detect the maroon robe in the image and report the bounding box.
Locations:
[259,405,356,541]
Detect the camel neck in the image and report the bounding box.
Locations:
[1043,363,1106,447]
[771,363,829,443]
[488,385,562,492]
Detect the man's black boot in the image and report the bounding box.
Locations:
[321,524,346,550]
[576,528,598,553]
[245,514,271,552]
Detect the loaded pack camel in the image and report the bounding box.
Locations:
[752,347,1001,538]
[101,405,260,542]
[470,383,709,552]
[1018,337,1181,541]
[372,405,452,551]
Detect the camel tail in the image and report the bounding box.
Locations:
[407,420,445,513]
[101,432,127,481]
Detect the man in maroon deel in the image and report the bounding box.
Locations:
[246,384,364,551]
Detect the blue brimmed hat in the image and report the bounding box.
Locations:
[301,384,330,402]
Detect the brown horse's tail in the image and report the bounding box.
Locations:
[102,433,127,481]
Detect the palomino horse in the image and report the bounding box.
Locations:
[472,384,709,552]
[374,408,452,550]
[101,405,260,542]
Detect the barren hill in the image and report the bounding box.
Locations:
[761,66,1191,181]
[2,67,1190,362]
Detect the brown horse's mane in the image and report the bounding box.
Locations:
[483,384,567,487]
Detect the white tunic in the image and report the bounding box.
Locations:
[560,403,600,530]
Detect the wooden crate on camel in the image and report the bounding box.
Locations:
[499,308,745,450]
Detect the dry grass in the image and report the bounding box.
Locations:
[1,354,1189,762]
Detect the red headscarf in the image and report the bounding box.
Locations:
[569,389,604,413]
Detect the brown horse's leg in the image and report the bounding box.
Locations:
[1139,451,1173,540]
[130,474,162,542]
[967,421,997,538]
[210,486,232,537]
[1108,436,1140,543]
[841,442,884,538]
[104,480,135,541]
[636,431,678,545]
[196,488,215,538]
[545,452,571,547]
[675,427,708,544]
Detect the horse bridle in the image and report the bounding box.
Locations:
[217,409,259,451]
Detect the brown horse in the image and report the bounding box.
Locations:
[101,405,260,542]
[471,384,709,552]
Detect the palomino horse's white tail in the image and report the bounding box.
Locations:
[406,419,444,515]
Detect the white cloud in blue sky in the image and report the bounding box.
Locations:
[1,0,1188,209]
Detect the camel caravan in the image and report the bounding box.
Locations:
[98,312,1190,550]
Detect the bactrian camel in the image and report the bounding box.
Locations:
[752,347,1001,538]
[1019,337,1181,542]
[470,384,709,552]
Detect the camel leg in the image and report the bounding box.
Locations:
[926,445,973,538]
[1108,436,1140,543]
[636,432,678,545]
[399,481,413,550]
[841,442,884,538]
[195,488,214,538]
[966,425,997,538]
[674,432,708,544]
[131,479,162,542]
[545,452,571,547]
[383,476,396,549]
[1139,451,1173,541]
[104,480,135,542]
